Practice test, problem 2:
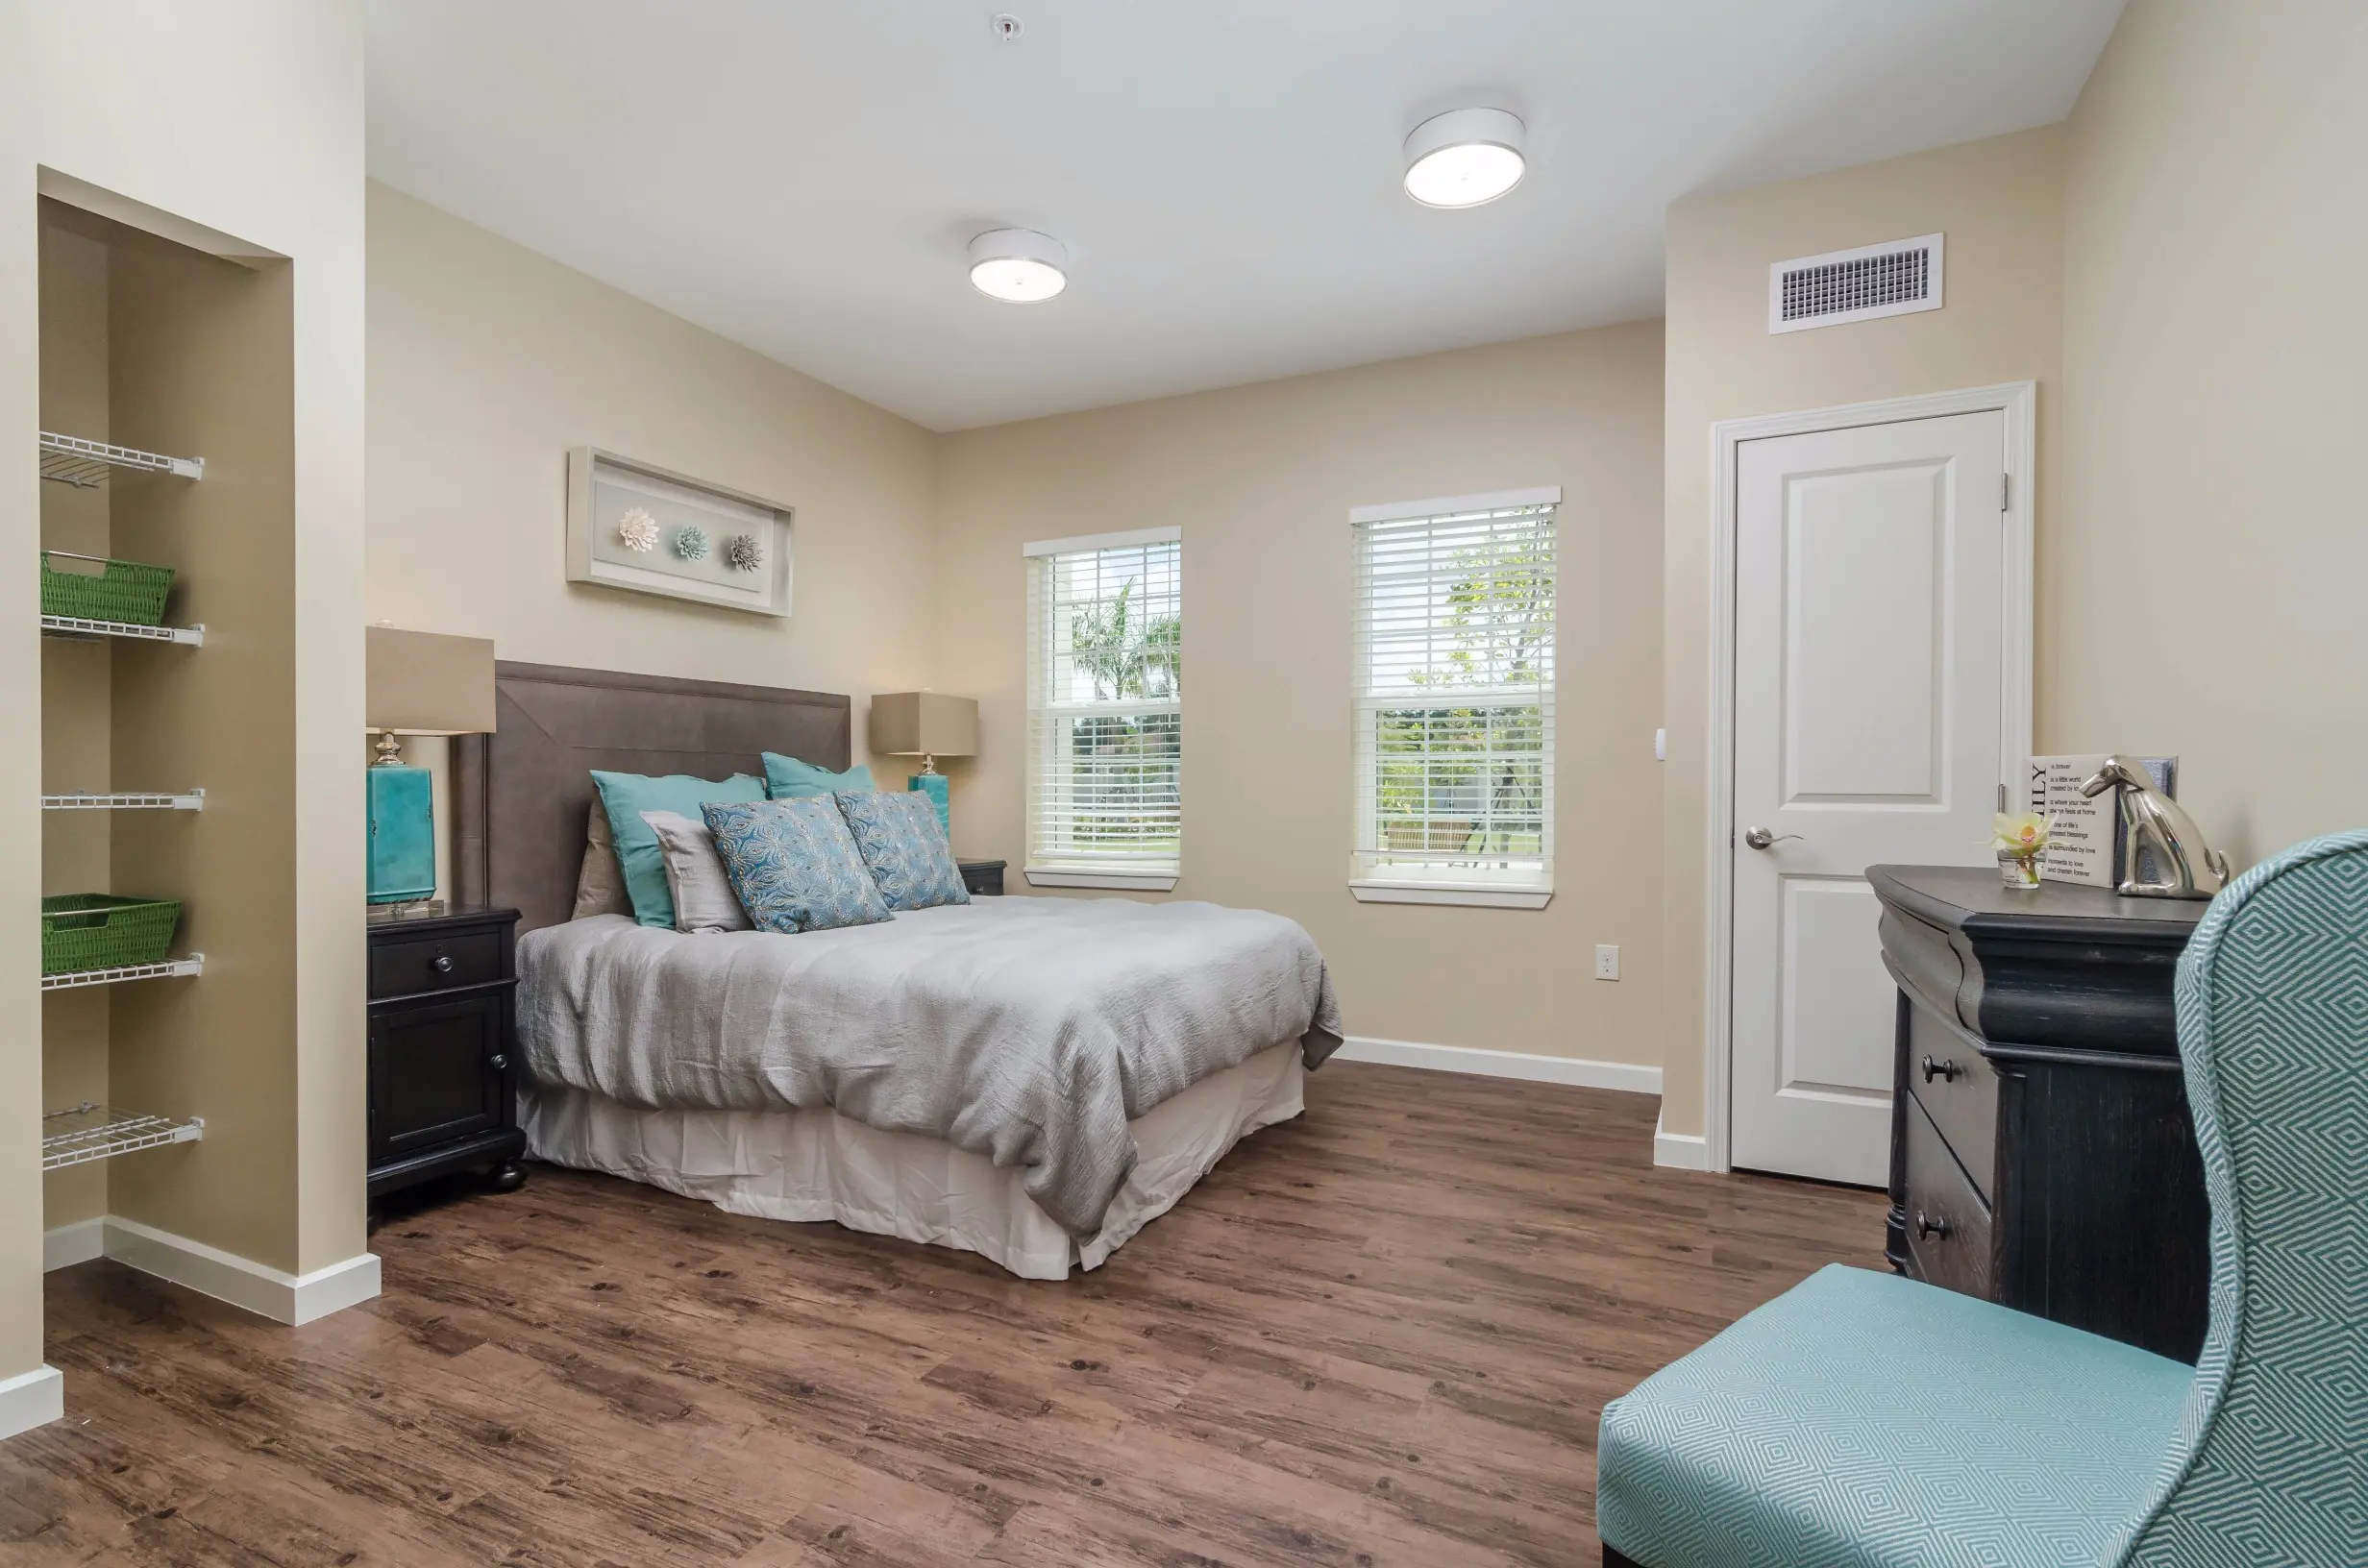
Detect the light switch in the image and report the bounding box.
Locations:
[1594,943,1620,981]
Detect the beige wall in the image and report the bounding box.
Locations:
[933,323,1666,1066]
[1658,127,2068,1139]
[2053,0,2368,863]
[1,0,367,1398]
[366,183,940,772]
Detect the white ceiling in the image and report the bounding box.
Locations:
[365,1,2124,431]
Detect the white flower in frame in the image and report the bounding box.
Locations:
[616,507,660,552]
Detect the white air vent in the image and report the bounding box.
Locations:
[1768,233,1943,333]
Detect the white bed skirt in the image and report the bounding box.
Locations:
[520,1041,1305,1280]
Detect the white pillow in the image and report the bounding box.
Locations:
[638,809,752,932]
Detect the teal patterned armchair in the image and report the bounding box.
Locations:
[1597,830,2368,1567]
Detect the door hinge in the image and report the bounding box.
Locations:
[1998,781,2010,812]
[2000,472,2010,512]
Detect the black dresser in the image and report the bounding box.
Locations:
[1870,866,2210,1361]
[366,905,528,1200]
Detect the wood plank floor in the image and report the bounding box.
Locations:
[6,1064,1884,1567]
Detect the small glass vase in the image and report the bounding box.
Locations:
[1999,850,2043,890]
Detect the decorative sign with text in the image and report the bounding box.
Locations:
[2027,755,2177,887]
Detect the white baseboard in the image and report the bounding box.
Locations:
[44,1215,380,1326]
[1333,1036,1662,1095]
[0,1364,64,1441]
[42,1217,105,1273]
[1652,1110,1711,1170]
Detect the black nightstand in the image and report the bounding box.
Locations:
[367,905,528,1199]
[959,859,1006,897]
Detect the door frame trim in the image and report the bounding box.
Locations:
[1700,381,2035,1174]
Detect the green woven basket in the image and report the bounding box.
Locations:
[41,894,183,974]
[39,551,175,626]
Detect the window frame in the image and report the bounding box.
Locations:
[1022,526,1184,892]
[1347,487,1560,910]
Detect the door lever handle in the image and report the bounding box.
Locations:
[1743,826,1804,850]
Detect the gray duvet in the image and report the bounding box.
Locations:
[516,896,1342,1237]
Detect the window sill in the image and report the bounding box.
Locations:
[1024,867,1179,893]
[1349,880,1553,910]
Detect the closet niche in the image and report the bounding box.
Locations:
[38,197,299,1274]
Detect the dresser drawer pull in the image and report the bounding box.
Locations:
[432,953,455,973]
[1920,1053,1963,1084]
[489,1054,508,1071]
[1915,1210,1955,1241]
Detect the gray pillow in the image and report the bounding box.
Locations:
[639,809,752,932]
[572,800,631,919]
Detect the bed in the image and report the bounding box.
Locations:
[453,662,1340,1278]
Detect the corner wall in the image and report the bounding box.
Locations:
[2053,0,2368,862]
[1658,126,2068,1140]
[931,323,1666,1069]
[0,0,367,1425]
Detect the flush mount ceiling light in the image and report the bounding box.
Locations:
[1402,108,1527,208]
[968,228,1068,303]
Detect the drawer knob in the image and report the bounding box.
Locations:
[432,953,455,973]
[489,1054,508,1071]
[1920,1054,1962,1084]
[1915,1211,1955,1241]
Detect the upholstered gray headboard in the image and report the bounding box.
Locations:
[451,660,851,933]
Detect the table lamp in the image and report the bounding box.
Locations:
[366,625,495,911]
[869,692,978,838]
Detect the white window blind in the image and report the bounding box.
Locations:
[1024,528,1182,887]
[1351,492,1556,898]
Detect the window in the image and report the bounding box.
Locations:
[1024,527,1182,890]
[1350,489,1558,908]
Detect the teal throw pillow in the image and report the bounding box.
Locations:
[702,798,893,934]
[763,752,875,800]
[834,790,970,912]
[591,770,769,929]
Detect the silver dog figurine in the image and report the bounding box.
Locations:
[2078,755,2232,899]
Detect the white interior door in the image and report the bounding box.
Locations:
[1730,410,2008,1185]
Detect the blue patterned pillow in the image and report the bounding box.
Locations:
[833,790,972,912]
[700,798,892,934]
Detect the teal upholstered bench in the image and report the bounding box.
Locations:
[1597,830,2368,1568]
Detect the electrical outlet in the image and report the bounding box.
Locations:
[1594,943,1620,981]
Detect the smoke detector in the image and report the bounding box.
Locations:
[990,13,1024,41]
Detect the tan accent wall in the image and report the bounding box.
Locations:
[932,323,1666,1066]
[106,240,302,1268]
[365,183,940,771]
[1,0,366,1386]
[1658,127,2067,1139]
[2054,0,2368,863]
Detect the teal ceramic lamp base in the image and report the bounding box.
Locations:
[908,771,950,838]
[367,759,437,905]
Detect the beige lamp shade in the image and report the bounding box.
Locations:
[870,692,977,759]
[366,625,497,734]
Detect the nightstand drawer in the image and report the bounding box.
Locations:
[1904,995,1999,1200]
[959,859,1006,897]
[370,927,504,999]
[368,992,507,1164]
[1904,1093,1994,1301]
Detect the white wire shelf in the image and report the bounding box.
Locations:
[38,430,204,487]
[42,1103,205,1170]
[40,614,205,647]
[44,789,205,812]
[40,954,204,992]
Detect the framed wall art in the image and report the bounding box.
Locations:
[566,447,794,617]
